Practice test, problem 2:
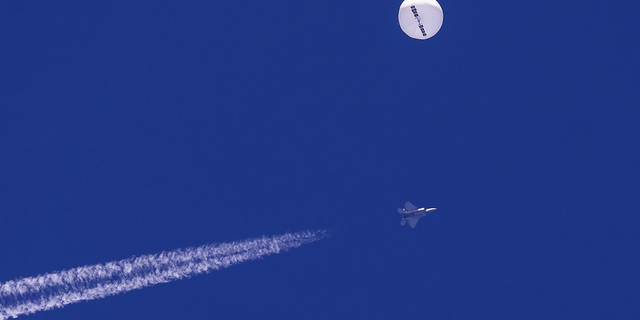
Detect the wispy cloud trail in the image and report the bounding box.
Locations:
[0,230,327,320]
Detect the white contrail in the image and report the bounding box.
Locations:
[0,230,327,320]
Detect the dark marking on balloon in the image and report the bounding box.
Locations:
[410,5,427,37]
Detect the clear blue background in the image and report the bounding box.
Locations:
[1,1,639,319]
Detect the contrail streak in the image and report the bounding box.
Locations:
[0,230,327,319]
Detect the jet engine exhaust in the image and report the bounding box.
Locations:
[0,230,328,320]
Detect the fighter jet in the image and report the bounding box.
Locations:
[398,201,437,228]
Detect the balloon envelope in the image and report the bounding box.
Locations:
[398,0,443,39]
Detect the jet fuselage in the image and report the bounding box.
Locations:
[400,207,436,220]
[398,202,436,228]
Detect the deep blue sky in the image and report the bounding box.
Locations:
[1,1,639,319]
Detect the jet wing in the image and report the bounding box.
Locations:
[407,216,422,228]
[404,201,418,212]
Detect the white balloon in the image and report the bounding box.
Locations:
[398,0,443,40]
